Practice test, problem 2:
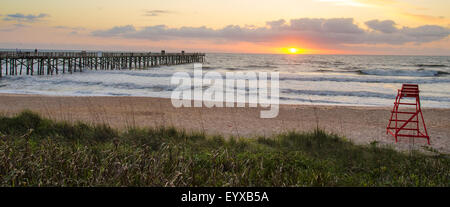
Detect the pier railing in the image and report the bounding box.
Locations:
[0,51,205,58]
[0,50,205,77]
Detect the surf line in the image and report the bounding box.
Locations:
[170,63,280,118]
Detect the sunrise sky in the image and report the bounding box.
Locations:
[1,0,449,55]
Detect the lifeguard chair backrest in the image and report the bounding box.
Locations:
[400,84,419,98]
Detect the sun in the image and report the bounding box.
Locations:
[280,47,305,54]
[277,47,308,54]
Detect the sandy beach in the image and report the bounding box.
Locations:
[0,93,449,153]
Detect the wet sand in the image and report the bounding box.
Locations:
[0,93,449,153]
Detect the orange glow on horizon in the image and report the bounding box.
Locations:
[278,47,307,54]
[271,44,351,55]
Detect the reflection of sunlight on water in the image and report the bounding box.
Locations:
[0,54,449,108]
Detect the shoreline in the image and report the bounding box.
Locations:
[0,93,449,153]
[1,91,447,110]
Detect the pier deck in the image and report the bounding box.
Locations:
[0,50,205,77]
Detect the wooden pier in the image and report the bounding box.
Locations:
[0,50,205,77]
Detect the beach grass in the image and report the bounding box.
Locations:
[0,110,448,187]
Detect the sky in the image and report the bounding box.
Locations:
[0,0,449,55]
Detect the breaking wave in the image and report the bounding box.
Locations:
[357,69,449,77]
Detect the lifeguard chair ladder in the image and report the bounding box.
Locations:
[386,84,430,144]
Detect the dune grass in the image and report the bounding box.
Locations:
[0,110,448,187]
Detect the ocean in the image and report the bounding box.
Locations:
[1,53,449,108]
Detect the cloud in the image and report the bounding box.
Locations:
[144,10,172,17]
[53,25,87,33]
[314,18,364,33]
[401,25,450,42]
[90,18,450,46]
[92,25,136,37]
[266,19,286,29]
[365,20,398,33]
[3,13,49,22]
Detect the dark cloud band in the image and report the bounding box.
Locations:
[3,13,49,22]
[91,18,450,45]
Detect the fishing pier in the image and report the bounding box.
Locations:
[0,50,205,77]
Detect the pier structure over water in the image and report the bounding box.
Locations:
[0,50,205,77]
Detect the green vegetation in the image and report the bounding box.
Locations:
[0,110,448,186]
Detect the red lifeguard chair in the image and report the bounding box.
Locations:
[386,84,430,144]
